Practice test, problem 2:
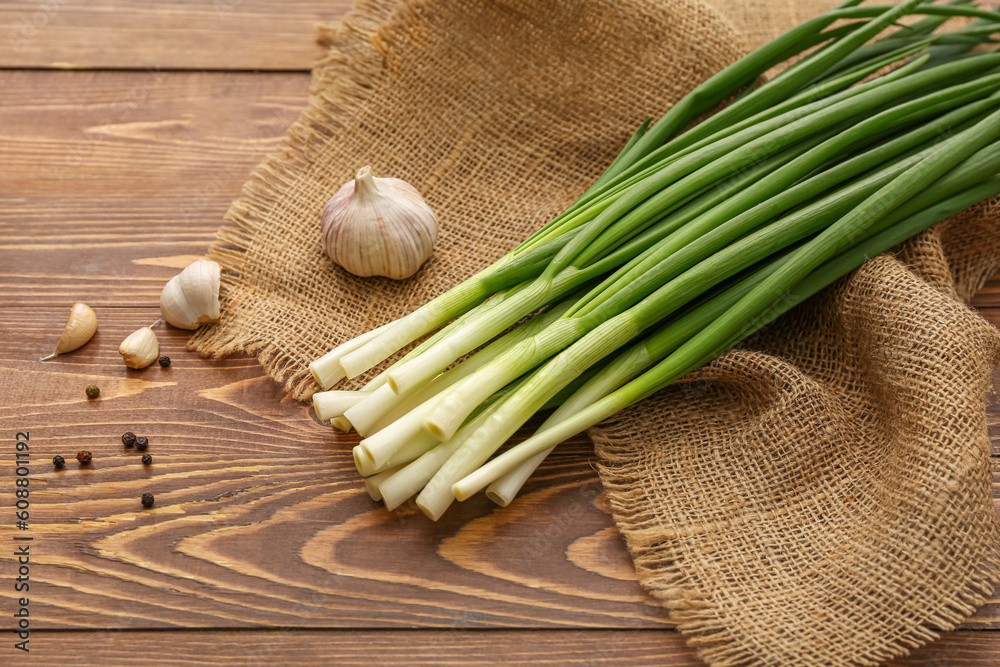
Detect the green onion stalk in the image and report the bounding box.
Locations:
[312,0,983,387]
[308,1,1000,519]
[458,160,1000,504]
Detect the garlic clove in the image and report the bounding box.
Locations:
[41,302,98,361]
[159,259,221,330]
[321,166,438,280]
[119,326,159,369]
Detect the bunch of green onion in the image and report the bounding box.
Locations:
[310,0,1000,520]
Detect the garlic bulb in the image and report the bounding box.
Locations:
[119,325,159,369]
[41,302,97,361]
[159,259,221,330]
[321,166,438,280]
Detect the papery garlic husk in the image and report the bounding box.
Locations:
[321,166,438,280]
[119,326,159,369]
[41,302,97,360]
[159,259,221,330]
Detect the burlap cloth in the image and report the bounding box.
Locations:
[189,0,1000,663]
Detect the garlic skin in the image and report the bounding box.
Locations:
[321,166,438,280]
[159,259,221,330]
[41,302,97,361]
[119,326,159,369]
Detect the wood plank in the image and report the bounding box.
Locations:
[0,69,310,307]
[0,306,667,630]
[0,0,349,70]
[11,628,1000,665]
[3,305,1000,631]
[9,630,706,665]
[972,277,1000,308]
[892,632,1000,666]
[5,66,1000,313]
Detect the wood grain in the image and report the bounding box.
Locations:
[2,305,1000,634]
[11,628,1000,665]
[4,31,1000,663]
[972,276,1000,308]
[7,629,706,665]
[0,0,350,70]
[0,307,668,630]
[0,69,309,307]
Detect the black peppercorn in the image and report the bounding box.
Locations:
[141,492,155,508]
[53,455,65,469]
[135,436,148,452]
[158,356,171,368]
[85,385,100,399]
[121,431,136,448]
[76,451,92,464]
[141,454,152,465]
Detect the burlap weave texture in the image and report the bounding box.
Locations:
[190,0,1000,664]
[192,0,741,395]
[590,216,1000,665]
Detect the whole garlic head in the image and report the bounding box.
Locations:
[119,326,159,369]
[160,259,221,330]
[321,166,438,280]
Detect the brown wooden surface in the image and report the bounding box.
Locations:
[0,310,663,631]
[0,1,349,70]
[0,69,311,307]
[7,629,1000,666]
[2,2,1000,665]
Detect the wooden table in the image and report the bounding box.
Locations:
[2,2,1000,664]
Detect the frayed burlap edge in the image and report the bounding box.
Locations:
[591,235,1000,665]
[597,435,1000,666]
[187,0,406,396]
